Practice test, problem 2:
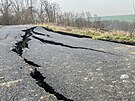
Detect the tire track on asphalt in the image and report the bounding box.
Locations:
[0,34,9,41]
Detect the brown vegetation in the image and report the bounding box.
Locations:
[0,0,135,39]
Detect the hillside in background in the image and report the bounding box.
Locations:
[101,14,134,22]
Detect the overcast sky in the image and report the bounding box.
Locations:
[49,0,134,16]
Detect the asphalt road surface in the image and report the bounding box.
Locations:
[0,25,135,101]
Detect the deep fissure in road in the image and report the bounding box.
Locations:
[24,58,41,67]
[12,29,32,56]
[30,68,73,101]
[31,26,50,37]
[12,27,74,101]
[32,35,117,56]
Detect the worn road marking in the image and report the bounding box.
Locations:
[126,45,135,48]
[0,76,4,80]
[129,52,135,54]
[0,79,23,87]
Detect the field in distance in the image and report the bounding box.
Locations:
[101,14,134,22]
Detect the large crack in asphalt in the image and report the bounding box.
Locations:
[12,27,74,101]
[24,58,41,67]
[12,29,32,56]
[11,26,120,101]
[30,68,73,101]
[31,26,50,37]
[32,35,117,56]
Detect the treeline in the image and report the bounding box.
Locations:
[0,0,134,32]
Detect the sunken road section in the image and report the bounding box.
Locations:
[12,26,121,101]
[42,26,92,39]
[42,26,135,46]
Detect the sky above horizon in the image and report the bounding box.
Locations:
[49,0,135,16]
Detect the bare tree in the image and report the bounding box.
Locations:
[86,11,92,27]
[0,0,13,24]
[9,0,22,24]
[0,0,132,35]
[92,14,103,31]
[40,0,60,23]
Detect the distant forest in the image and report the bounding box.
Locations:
[0,0,134,32]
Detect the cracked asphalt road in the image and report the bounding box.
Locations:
[0,25,135,101]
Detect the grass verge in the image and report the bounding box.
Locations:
[37,24,135,45]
